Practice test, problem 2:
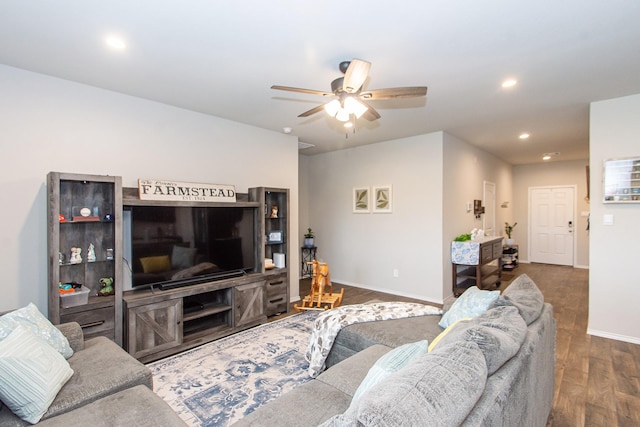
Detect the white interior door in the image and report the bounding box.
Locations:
[483,181,496,236]
[529,187,575,265]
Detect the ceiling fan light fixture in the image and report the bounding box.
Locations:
[324,99,341,117]
[344,96,368,119]
[336,109,350,122]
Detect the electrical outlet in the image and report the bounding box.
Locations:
[393,269,399,278]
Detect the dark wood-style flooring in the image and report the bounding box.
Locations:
[274,263,640,426]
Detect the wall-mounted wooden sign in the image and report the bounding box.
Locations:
[138,179,236,203]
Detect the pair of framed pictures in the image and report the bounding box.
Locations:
[353,185,392,213]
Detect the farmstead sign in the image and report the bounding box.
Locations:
[138,179,236,203]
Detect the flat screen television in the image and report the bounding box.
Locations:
[126,205,257,290]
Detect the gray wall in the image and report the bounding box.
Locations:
[589,93,640,343]
[0,64,300,313]
[512,160,590,268]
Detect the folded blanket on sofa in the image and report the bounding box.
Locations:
[305,302,442,377]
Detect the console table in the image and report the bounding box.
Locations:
[301,246,317,278]
[451,236,503,297]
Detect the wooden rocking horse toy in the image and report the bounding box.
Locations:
[294,260,344,312]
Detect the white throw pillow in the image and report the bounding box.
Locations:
[0,303,73,359]
[0,325,74,424]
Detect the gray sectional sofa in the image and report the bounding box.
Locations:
[234,274,556,426]
[0,322,186,426]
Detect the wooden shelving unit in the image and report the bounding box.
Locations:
[47,172,123,344]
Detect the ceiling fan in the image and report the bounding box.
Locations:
[271,59,427,126]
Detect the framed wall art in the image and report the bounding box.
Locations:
[372,185,393,213]
[603,156,640,203]
[353,187,370,213]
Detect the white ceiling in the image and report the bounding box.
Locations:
[1,1,639,164]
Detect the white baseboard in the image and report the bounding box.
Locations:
[574,264,589,269]
[327,278,442,306]
[587,329,640,345]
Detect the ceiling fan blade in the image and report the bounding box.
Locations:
[360,86,428,100]
[343,59,371,93]
[271,85,333,97]
[298,104,326,118]
[361,103,381,121]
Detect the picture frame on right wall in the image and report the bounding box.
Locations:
[603,156,640,203]
[372,185,393,213]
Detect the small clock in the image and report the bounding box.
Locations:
[80,207,91,217]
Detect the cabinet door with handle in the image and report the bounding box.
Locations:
[126,298,182,360]
[235,280,266,328]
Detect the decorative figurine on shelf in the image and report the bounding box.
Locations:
[270,205,279,218]
[59,214,67,223]
[103,213,114,222]
[69,247,82,264]
[87,243,96,262]
[98,277,114,296]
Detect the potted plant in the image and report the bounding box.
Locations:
[304,227,315,247]
[505,222,517,246]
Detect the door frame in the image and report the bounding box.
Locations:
[527,185,577,266]
[483,180,496,236]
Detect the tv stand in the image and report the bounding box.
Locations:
[123,272,268,362]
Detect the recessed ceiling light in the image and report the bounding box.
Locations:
[105,36,126,50]
[542,152,560,161]
[501,79,517,88]
[542,155,551,160]
[519,133,530,140]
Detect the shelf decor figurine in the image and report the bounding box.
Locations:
[270,205,279,218]
[98,277,114,296]
[69,247,82,264]
[87,243,96,262]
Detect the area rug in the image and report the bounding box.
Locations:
[147,310,320,427]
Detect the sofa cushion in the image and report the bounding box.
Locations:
[491,273,544,325]
[318,344,391,397]
[325,315,443,368]
[352,340,428,402]
[43,336,153,419]
[428,317,471,352]
[0,303,74,359]
[0,325,74,424]
[439,286,500,328]
[36,385,187,427]
[430,305,527,375]
[321,341,488,427]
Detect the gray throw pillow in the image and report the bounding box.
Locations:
[320,341,488,427]
[431,305,527,375]
[491,273,544,325]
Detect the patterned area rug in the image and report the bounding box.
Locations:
[147,311,320,427]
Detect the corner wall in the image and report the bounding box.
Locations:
[0,64,300,313]
[588,93,640,343]
[305,133,445,303]
[442,134,513,297]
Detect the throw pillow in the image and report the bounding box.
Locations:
[428,318,471,352]
[0,325,74,424]
[431,305,527,375]
[320,341,488,427]
[0,303,73,359]
[171,245,198,269]
[352,340,429,402]
[139,255,171,273]
[490,273,544,325]
[439,286,500,328]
